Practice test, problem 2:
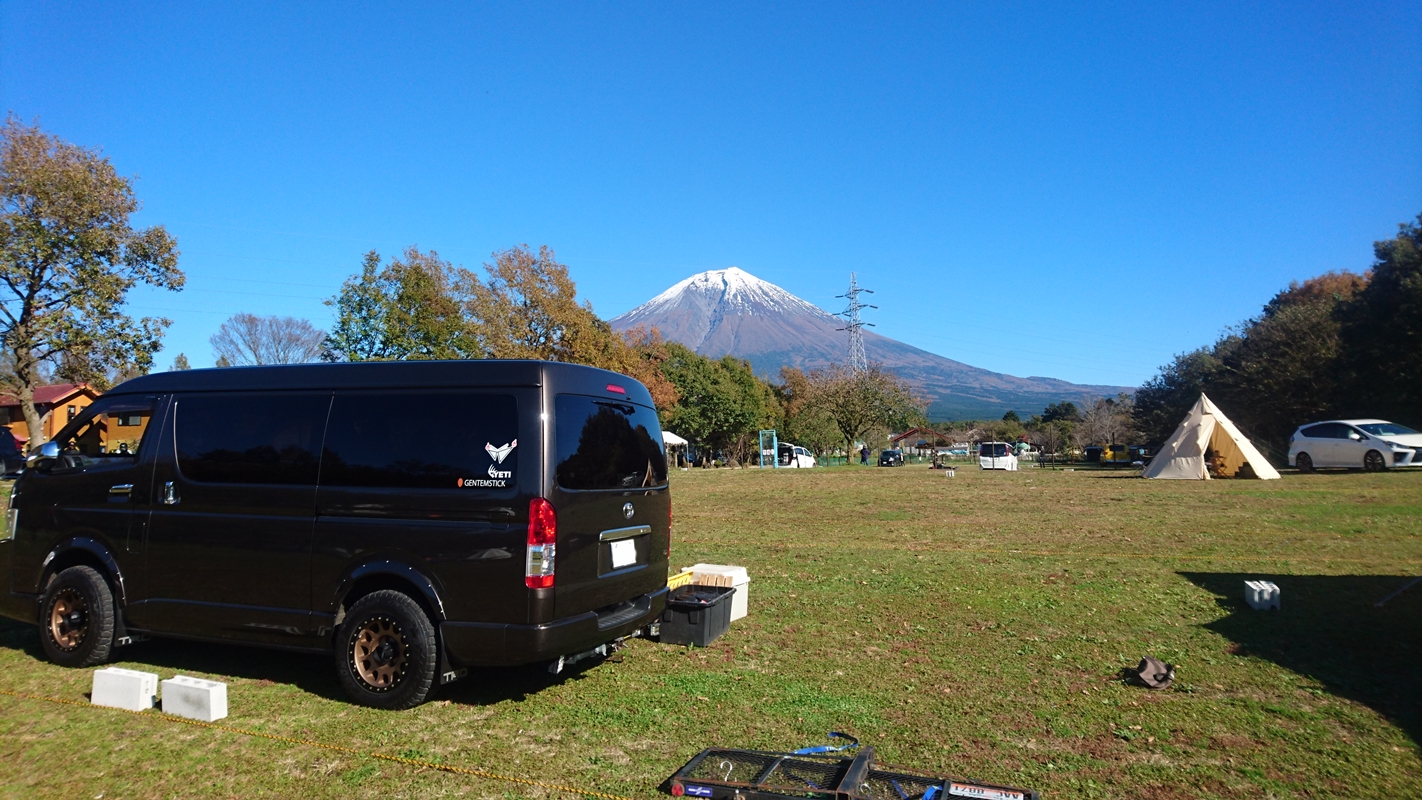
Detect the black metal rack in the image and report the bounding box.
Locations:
[666,746,1039,800]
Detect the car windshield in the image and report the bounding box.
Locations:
[1357,422,1419,436]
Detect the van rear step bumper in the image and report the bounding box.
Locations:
[440,586,668,667]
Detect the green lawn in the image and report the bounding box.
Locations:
[2,466,1420,798]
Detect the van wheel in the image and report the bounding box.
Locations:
[336,590,437,710]
[1364,450,1386,472]
[1295,452,1314,473]
[39,566,116,668]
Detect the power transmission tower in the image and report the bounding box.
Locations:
[836,272,876,372]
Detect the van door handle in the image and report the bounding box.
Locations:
[109,484,133,496]
[162,481,180,505]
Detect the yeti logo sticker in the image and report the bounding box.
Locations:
[455,439,518,488]
[486,440,517,464]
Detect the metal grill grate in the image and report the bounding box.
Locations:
[760,758,849,793]
[859,770,943,800]
[684,751,780,785]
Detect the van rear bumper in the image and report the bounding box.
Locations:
[440,586,668,667]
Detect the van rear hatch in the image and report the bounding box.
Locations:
[549,393,670,620]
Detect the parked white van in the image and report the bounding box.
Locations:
[978,442,1019,471]
[778,442,817,468]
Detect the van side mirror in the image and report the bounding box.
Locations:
[26,441,60,470]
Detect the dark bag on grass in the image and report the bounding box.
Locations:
[1130,656,1175,689]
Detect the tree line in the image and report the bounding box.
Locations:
[1131,215,1421,458]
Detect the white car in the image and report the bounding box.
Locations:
[978,441,1019,471]
[778,442,816,468]
[1288,419,1422,472]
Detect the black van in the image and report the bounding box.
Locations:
[0,361,671,709]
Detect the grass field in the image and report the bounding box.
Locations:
[1,466,1420,799]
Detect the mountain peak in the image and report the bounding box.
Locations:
[609,269,1132,419]
[618,267,838,329]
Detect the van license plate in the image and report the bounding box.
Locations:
[610,538,637,569]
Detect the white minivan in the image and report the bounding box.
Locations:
[1288,419,1421,472]
[978,441,1019,471]
[778,442,817,468]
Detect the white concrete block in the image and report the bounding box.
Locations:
[91,667,159,712]
[1244,580,1280,610]
[161,675,228,722]
[690,563,750,622]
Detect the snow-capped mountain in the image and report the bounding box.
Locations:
[609,267,1131,420]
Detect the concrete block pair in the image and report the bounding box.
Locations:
[90,668,227,721]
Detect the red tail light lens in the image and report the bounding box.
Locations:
[526,497,556,589]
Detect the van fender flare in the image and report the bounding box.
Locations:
[35,535,128,606]
[332,560,447,623]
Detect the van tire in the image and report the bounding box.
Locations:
[39,566,116,668]
[335,590,437,710]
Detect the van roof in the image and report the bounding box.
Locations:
[108,360,656,407]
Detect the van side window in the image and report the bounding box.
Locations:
[321,392,519,488]
[175,393,330,485]
[51,396,158,472]
[555,395,666,490]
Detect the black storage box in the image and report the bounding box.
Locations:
[660,585,736,646]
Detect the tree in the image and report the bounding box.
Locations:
[170,353,190,371]
[1002,409,1020,423]
[1042,401,1082,424]
[805,363,925,456]
[659,344,778,465]
[1210,272,1365,448]
[775,366,839,454]
[0,115,182,444]
[323,248,469,362]
[211,313,326,365]
[1080,394,1135,445]
[1336,215,1422,425]
[460,244,607,361]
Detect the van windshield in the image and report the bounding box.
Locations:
[555,395,667,490]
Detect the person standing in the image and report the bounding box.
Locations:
[860,445,870,465]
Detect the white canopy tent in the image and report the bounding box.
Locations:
[661,430,690,469]
[1142,394,1281,480]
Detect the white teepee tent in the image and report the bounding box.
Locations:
[1141,394,1280,480]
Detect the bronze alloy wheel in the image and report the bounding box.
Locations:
[349,615,408,691]
[48,588,88,651]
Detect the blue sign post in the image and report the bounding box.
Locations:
[758,430,779,469]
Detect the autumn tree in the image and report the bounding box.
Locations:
[211,313,326,365]
[0,116,182,444]
[775,366,839,454]
[323,248,468,362]
[805,363,925,456]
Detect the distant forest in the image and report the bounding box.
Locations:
[1132,213,1421,459]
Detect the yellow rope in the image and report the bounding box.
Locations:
[0,688,642,800]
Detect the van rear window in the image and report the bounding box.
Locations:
[555,395,666,490]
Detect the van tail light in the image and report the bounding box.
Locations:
[525,497,557,589]
[666,499,673,559]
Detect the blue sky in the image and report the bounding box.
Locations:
[3,2,1419,386]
